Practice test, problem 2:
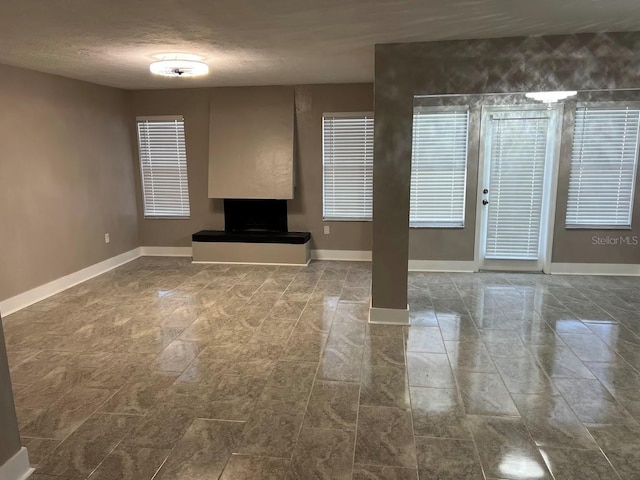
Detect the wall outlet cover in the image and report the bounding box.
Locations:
[104,233,110,243]
[323,226,330,235]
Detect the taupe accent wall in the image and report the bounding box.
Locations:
[0,320,20,467]
[0,64,138,303]
[377,32,640,265]
[208,86,295,199]
[130,84,373,251]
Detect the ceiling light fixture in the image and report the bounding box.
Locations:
[150,54,209,77]
[525,91,577,103]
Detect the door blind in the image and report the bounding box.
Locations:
[322,113,374,220]
[410,108,469,227]
[137,117,191,218]
[566,106,640,228]
[485,115,549,260]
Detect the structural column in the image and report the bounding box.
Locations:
[369,45,414,325]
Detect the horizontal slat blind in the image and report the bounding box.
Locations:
[486,116,549,260]
[566,106,640,228]
[410,108,469,227]
[323,114,374,220]
[137,117,191,218]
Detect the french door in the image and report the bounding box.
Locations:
[476,105,561,272]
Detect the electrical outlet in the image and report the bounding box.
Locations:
[323,225,330,235]
[104,233,110,244]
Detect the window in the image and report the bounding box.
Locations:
[137,116,191,218]
[566,105,640,229]
[322,113,374,221]
[410,106,469,227]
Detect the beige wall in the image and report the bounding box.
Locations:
[0,64,138,303]
[0,320,20,467]
[209,86,295,200]
[130,84,373,251]
[377,33,640,266]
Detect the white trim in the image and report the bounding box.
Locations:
[193,260,310,267]
[549,263,640,276]
[0,248,140,317]
[408,260,476,272]
[0,447,34,480]
[139,246,193,257]
[311,249,372,261]
[368,301,410,325]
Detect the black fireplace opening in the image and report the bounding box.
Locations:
[224,199,288,233]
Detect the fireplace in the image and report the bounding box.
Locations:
[224,199,288,233]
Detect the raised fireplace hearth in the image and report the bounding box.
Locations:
[192,198,311,265]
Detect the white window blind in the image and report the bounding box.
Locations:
[322,113,374,220]
[410,107,469,227]
[566,105,640,229]
[485,115,549,260]
[137,116,191,218]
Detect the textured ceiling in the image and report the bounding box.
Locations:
[2,0,640,89]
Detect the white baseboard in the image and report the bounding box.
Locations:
[311,249,372,261]
[549,263,640,276]
[369,301,410,325]
[0,248,140,317]
[193,260,310,267]
[0,447,34,480]
[139,246,193,257]
[408,260,476,272]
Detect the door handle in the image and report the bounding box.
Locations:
[483,200,489,205]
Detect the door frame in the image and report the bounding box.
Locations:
[473,103,564,273]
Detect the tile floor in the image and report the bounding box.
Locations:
[4,257,640,479]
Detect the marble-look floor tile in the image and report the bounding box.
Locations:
[154,339,203,373]
[530,345,595,379]
[288,428,355,480]
[445,340,496,373]
[88,446,170,480]
[365,335,406,366]
[20,437,60,466]
[360,363,411,409]
[155,419,244,480]
[468,416,552,480]
[98,371,178,415]
[318,341,363,383]
[122,401,196,449]
[235,410,305,457]
[540,447,620,480]
[305,380,359,430]
[352,464,418,480]
[355,406,416,468]
[511,394,598,449]
[37,413,140,477]
[219,455,289,480]
[493,355,555,395]
[405,326,446,353]
[553,378,634,424]
[14,260,640,480]
[410,387,469,439]
[21,387,114,440]
[415,437,483,480]
[407,353,455,388]
[457,372,519,416]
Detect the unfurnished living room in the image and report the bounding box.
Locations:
[3,2,640,480]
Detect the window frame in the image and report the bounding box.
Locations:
[136,115,191,220]
[565,102,640,230]
[321,111,374,222]
[409,105,470,229]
